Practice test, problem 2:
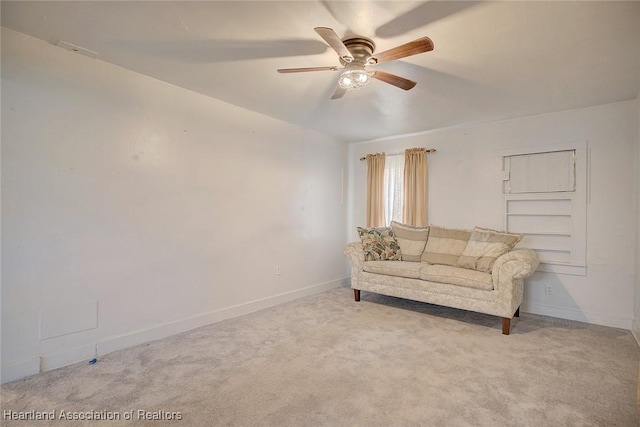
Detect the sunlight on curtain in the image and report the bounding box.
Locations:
[403,148,428,226]
[384,154,404,226]
[366,153,386,227]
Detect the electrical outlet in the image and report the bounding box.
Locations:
[545,284,553,295]
[275,266,281,276]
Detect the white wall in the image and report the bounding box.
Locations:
[1,29,350,383]
[634,95,640,343]
[349,100,637,330]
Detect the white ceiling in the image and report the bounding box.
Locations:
[2,1,640,142]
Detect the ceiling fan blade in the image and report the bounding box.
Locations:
[314,27,354,62]
[330,85,347,100]
[372,70,417,90]
[277,66,339,73]
[372,37,434,64]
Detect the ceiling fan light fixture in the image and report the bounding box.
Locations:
[278,27,432,98]
[338,69,373,90]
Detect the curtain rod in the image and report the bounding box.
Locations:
[359,148,436,161]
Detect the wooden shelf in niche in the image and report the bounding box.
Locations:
[506,213,571,217]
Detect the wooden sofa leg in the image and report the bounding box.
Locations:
[515,307,520,317]
[502,317,511,335]
[354,289,361,302]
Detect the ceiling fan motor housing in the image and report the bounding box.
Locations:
[340,37,376,67]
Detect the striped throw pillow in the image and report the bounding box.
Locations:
[390,221,430,262]
[457,227,523,273]
[421,226,472,266]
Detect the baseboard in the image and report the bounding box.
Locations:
[1,357,40,384]
[631,317,640,347]
[40,343,97,373]
[98,277,349,356]
[521,302,633,330]
[2,343,100,385]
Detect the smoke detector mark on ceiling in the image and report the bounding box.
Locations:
[55,40,99,59]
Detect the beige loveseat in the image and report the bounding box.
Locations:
[344,222,540,334]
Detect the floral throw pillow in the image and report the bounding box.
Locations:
[357,227,402,261]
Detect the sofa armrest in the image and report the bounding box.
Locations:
[491,248,539,315]
[344,242,365,266]
[492,249,540,280]
[344,242,365,289]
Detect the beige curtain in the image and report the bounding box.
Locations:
[366,153,386,227]
[402,148,428,227]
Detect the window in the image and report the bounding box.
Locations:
[383,154,404,226]
[502,142,588,275]
[364,148,429,228]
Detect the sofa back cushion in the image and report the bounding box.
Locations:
[390,221,430,262]
[457,227,523,273]
[421,226,472,266]
[357,227,402,261]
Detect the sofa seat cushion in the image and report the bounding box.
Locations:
[363,261,424,279]
[419,264,493,291]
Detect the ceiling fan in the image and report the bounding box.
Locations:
[277,27,434,99]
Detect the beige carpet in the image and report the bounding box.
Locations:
[2,286,639,426]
